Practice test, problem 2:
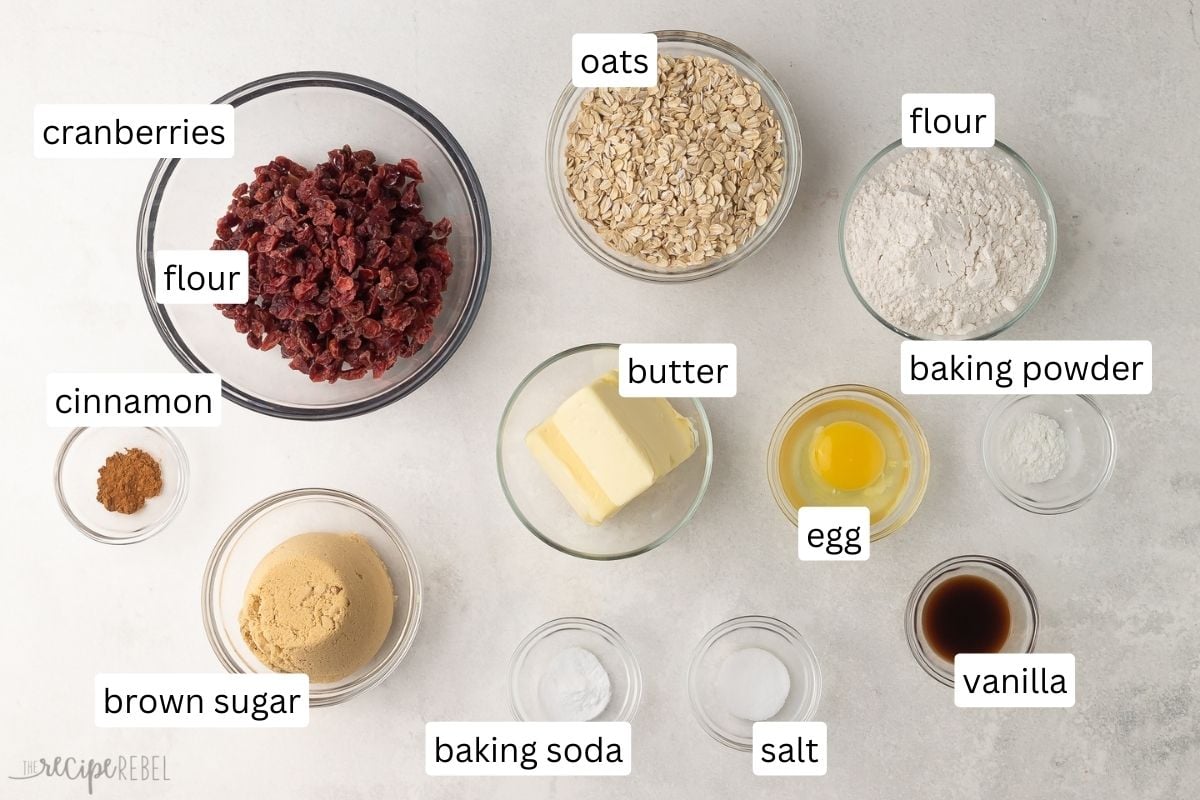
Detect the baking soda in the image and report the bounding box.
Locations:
[538,647,612,721]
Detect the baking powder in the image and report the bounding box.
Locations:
[845,148,1047,337]
[1001,411,1068,484]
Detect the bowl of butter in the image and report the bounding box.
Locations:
[498,343,713,560]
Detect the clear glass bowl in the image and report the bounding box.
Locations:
[982,394,1117,513]
[546,30,802,282]
[509,617,642,722]
[688,616,822,751]
[905,555,1039,687]
[138,71,491,420]
[54,427,188,544]
[497,343,713,560]
[839,140,1056,340]
[767,384,929,541]
[202,488,422,706]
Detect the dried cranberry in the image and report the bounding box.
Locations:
[210,146,455,382]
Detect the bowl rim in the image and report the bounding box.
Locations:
[904,554,1040,687]
[687,614,823,750]
[200,486,423,707]
[981,394,1118,514]
[545,29,803,283]
[496,342,714,561]
[507,616,643,722]
[53,426,189,545]
[137,70,492,421]
[766,383,930,541]
[838,139,1058,340]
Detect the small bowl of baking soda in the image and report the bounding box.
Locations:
[508,617,642,722]
[840,141,1056,340]
[982,395,1117,513]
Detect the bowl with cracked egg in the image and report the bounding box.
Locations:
[546,30,802,282]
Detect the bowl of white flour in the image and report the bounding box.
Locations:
[840,141,1056,339]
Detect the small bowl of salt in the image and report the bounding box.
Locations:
[982,395,1117,514]
[687,616,822,751]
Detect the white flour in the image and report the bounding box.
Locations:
[845,148,1047,337]
[1002,411,1068,484]
[538,646,612,721]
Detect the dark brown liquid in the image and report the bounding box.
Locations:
[921,575,1011,660]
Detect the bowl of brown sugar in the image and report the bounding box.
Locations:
[54,427,189,544]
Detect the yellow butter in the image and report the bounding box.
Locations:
[525,370,697,525]
[526,418,618,525]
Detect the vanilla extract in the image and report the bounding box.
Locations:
[922,574,1011,660]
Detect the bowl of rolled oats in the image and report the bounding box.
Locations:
[547,30,801,282]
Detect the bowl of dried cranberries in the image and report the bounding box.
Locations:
[138,71,490,420]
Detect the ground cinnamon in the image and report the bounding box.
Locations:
[96,448,163,514]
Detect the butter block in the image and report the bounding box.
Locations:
[526,418,618,525]
[525,370,697,525]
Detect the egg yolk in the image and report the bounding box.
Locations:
[809,420,886,492]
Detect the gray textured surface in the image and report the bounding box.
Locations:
[2,1,1197,797]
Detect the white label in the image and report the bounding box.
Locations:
[572,34,658,87]
[618,343,736,397]
[901,341,1152,394]
[96,673,308,728]
[955,654,1076,708]
[34,104,234,159]
[155,250,249,304]
[47,373,222,427]
[901,93,995,147]
[752,721,827,776]
[798,507,869,561]
[426,722,631,776]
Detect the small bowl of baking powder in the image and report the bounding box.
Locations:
[840,140,1056,340]
[982,395,1117,513]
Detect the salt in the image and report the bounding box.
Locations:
[715,647,791,721]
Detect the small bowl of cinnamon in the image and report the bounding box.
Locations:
[54,427,189,544]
